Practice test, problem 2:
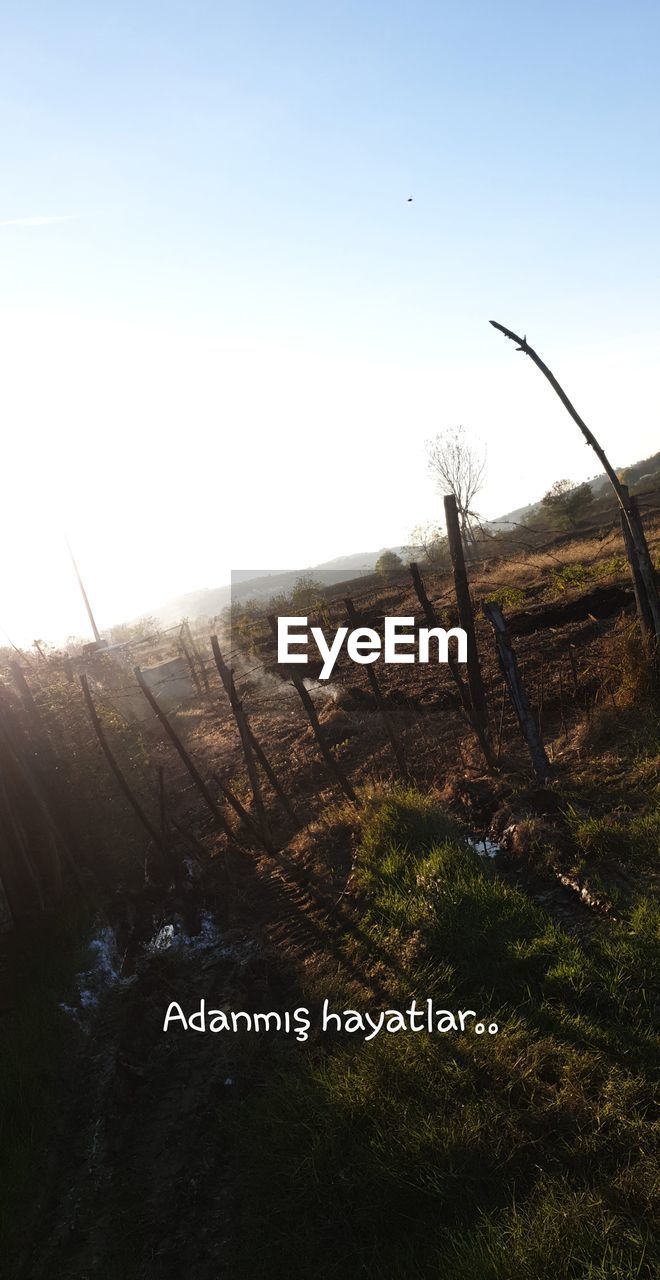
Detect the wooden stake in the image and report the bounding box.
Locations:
[3,675,84,887]
[185,621,210,693]
[409,562,496,769]
[246,726,298,823]
[211,772,266,847]
[134,666,234,839]
[10,661,42,723]
[619,487,654,645]
[179,633,203,698]
[443,493,489,735]
[344,598,408,778]
[268,617,358,805]
[210,635,272,847]
[490,320,660,646]
[483,603,550,783]
[80,674,164,851]
[496,681,507,761]
[208,641,297,821]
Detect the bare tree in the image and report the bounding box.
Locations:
[426,426,486,546]
[406,522,448,566]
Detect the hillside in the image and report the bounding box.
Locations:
[145,548,408,628]
[141,450,659,631]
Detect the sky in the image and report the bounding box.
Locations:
[1,1,659,644]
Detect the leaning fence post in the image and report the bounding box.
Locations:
[211,772,269,848]
[80,674,165,853]
[490,320,660,649]
[482,603,550,783]
[409,562,496,769]
[210,635,273,847]
[9,662,42,724]
[619,486,654,645]
[179,630,203,698]
[7,667,86,885]
[246,726,298,823]
[185,621,211,693]
[268,617,358,805]
[443,493,489,737]
[134,666,234,839]
[343,598,408,778]
[210,638,298,822]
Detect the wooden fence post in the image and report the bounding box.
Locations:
[211,773,268,848]
[80,674,165,852]
[268,617,358,805]
[443,493,490,737]
[179,631,203,698]
[185,621,210,693]
[134,666,234,839]
[6,670,85,885]
[482,603,550,783]
[409,562,495,769]
[490,320,660,648]
[0,690,85,902]
[209,637,298,822]
[344,598,408,777]
[245,726,298,823]
[9,662,42,724]
[619,487,654,645]
[210,635,272,848]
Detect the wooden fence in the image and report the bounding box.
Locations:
[0,499,656,928]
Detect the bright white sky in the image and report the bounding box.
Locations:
[1,2,659,645]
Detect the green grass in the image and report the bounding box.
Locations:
[552,555,627,593]
[225,789,659,1279]
[566,804,660,870]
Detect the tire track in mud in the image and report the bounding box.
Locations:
[246,843,407,1005]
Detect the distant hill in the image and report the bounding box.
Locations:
[139,450,659,630]
[145,547,408,628]
[489,449,660,530]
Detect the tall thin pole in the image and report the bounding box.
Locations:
[482,603,550,783]
[409,562,495,769]
[80,674,164,850]
[490,320,660,645]
[443,493,489,736]
[210,635,273,845]
[66,538,101,644]
[268,617,358,805]
[134,666,234,839]
[343,599,408,778]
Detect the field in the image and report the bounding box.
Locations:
[0,490,658,1279]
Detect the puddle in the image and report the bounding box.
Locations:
[60,925,134,1024]
[61,910,258,1026]
[144,913,258,979]
[146,911,223,955]
[468,836,500,859]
